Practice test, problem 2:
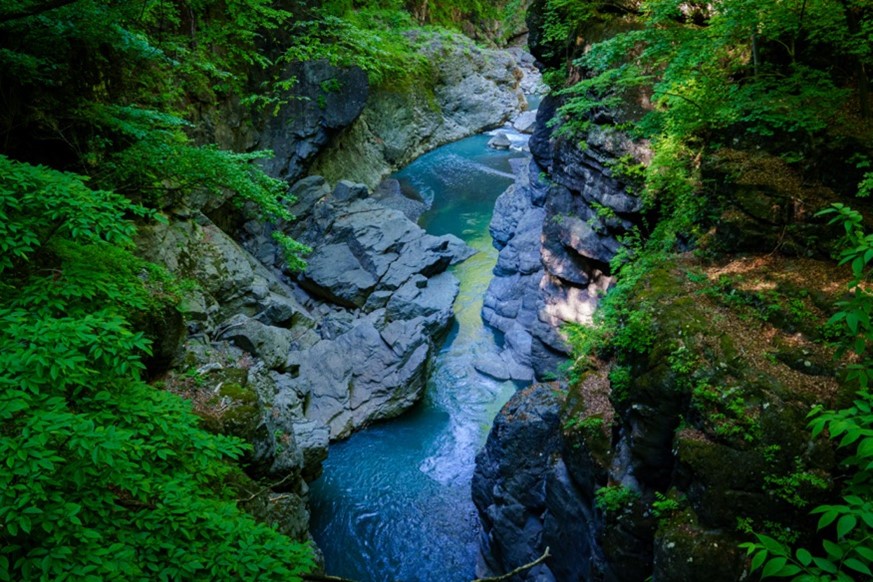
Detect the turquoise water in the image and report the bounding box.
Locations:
[309,134,529,581]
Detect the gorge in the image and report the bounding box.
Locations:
[3,1,872,581]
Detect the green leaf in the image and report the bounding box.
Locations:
[823,539,845,560]
[818,510,839,530]
[796,548,812,567]
[837,515,858,539]
[758,534,787,555]
[751,550,769,571]
[762,557,787,578]
[813,556,838,574]
[845,558,872,576]
[776,565,801,577]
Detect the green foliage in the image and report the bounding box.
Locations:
[273,231,312,273]
[764,458,830,509]
[819,203,873,388]
[539,0,601,66]
[742,203,873,580]
[284,8,431,87]
[651,491,682,520]
[691,382,760,444]
[0,1,321,577]
[608,365,632,403]
[563,414,604,433]
[0,0,309,267]
[0,156,315,578]
[555,0,863,142]
[595,484,640,514]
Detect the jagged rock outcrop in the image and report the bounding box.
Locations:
[259,178,472,438]
[473,384,600,581]
[307,34,525,188]
[257,60,370,182]
[482,93,646,381]
[143,175,474,456]
[475,258,847,580]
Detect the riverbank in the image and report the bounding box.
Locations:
[310,132,530,581]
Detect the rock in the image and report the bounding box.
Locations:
[373,178,428,222]
[473,384,570,581]
[217,314,295,370]
[332,180,369,202]
[474,349,535,382]
[308,32,524,188]
[294,194,473,314]
[488,131,512,150]
[292,421,330,482]
[288,175,331,220]
[137,214,315,332]
[257,60,369,182]
[513,110,538,134]
[288,319,434,439]
[507,46,548,97]
[386,272,459,336]
[257,292,313,329]
[298,243,377,308]
[233,182,473,441]
[247,368,329,482]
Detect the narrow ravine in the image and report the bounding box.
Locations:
[309,133,530,581]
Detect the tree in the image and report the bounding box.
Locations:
[0,1,317,577]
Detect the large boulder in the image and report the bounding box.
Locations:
[287,317,432,439]
[473,383,594,581]
[137,214,315,334]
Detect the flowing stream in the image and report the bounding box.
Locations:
[309,132,530,581]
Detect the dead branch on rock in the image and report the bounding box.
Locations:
[472,547,551,582]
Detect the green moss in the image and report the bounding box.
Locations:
[220,381,258,404]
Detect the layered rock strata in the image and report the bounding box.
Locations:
[482,95,647,381]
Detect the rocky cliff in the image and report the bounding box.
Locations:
[136,33,526,550]
[482,92,647,382]
[472,2,856,579]
[474,253,849,580]
[308,34,525,188]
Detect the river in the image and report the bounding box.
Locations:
[309,132,530,581]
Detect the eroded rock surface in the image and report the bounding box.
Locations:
[308,35,525,187]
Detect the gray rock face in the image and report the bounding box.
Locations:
[285,184,470,438]
[287,317,431,439]
[482,84,650,381]
[299,243,378,308]
[308,33,524,188]
[137,216,315,335]
[372,178,427,222]
[236,178,472,440]
[474,381,642,582]
[257,60,369,182]
[473,384,602,581]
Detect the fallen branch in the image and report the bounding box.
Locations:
[472,547,551,582]
[238,472,296,503]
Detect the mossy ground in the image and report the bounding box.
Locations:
[559,247,855,571]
